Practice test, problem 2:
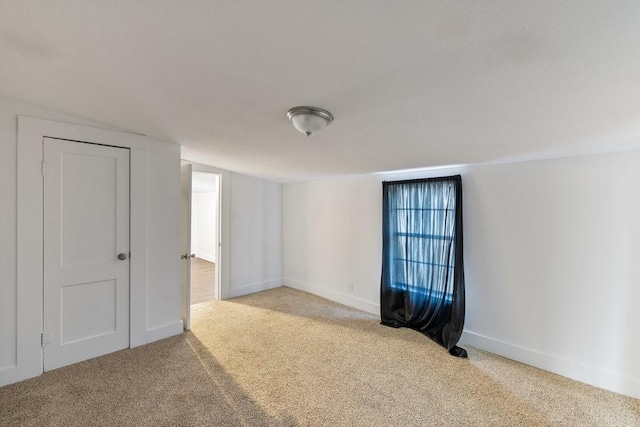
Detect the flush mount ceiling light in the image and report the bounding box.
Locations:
[287,106,333,137]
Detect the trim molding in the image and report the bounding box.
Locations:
[285,278,381,316]
[459,330,640,399]
[0,364,23,388]
[228,278,283,298]
[146,321,184,344]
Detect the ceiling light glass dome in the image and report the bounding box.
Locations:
[287,106,333,137]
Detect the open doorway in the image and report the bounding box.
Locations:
[181,163,225,330]
[190,172,220,304]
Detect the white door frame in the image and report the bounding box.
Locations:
[14,116,149,384]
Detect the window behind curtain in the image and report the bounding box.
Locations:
[389,181,456,301]
[380,175,466,356]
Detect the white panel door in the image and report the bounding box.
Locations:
[180,164,193,330]
[43,138,130,371]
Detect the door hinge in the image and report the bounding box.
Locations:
[41,160,47,176]
[41,332,52,347]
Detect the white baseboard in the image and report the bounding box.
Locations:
[285,278,381,316]
[0,365,17,388]
[228,278,283,298]
[194,252,216,264]
[146,320,184,344]
[460,330,640,399]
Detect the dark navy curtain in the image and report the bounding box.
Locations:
[380,175,467,357]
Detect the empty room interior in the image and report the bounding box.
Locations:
[1,1,640,426]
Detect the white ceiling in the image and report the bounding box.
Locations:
[2,1,640,182]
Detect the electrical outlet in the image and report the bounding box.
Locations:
[348,282,353,292]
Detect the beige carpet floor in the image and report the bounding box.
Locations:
[1,286,639,426]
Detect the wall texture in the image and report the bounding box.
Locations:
[142,146,182,336]
[229,172,283,297]
[283,151,640,398]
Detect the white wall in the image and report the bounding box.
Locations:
[283,176,382,313]
[143,147,182,337]
[192,191,219,263]
[229,172,283,297]
[0,96,181,384]
[283,151,640,399]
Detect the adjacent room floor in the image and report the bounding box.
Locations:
[191,257,216,304]
[1,287,638,426]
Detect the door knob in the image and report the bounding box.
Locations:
[118,253,128,260]
[181,253,196,259]
[191,254,196,258]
